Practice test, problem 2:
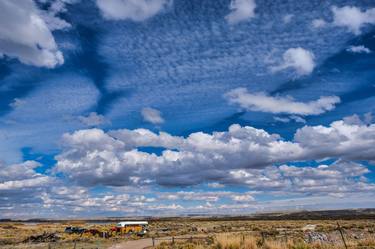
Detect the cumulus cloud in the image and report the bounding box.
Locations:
[78,112,107,127]
[225,88,340,116]
[55,115,375,188]
[0,161,53,196]
[0,0,64,68]
[332,6,375,35]
[295,120,375,162]
[228,160,375,196]
[271,47,315,76]
[346,45,371,54]
[55,124,302,186]
[141,107,164,125]
[96,0,172,21]
[226,0,256,24]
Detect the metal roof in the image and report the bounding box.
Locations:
[117,221,148,227]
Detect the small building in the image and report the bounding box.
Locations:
[115,221,149,234]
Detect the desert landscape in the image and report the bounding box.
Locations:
[1,1,375,249]
[1,210,375,249]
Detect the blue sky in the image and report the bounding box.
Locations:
[0,0,375,218]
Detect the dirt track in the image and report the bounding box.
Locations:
[108,238,157,249]
[108,235,206,249]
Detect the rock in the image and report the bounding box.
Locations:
[305,232,329,243]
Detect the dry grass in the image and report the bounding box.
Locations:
[156,232,375,249]
[1,219,375,249]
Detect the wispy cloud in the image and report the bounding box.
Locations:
[141,107,164,125]
[346,45,371,54]
[311,18,327,28]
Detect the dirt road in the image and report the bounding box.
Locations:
[108,238,156,249]
[108,235,209,249]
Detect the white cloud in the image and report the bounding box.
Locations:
[283,14,294,24]
[289,115,306,124]
[96,0,172,21]
[208,182,225,188]
[141,107,164,125]
[226,0,256,24]
[0,0,64,68]
[271,47,315,76]
[226,88,340,116]
[78,112,107,127]
[55,124,302,186]
[311,18,327,28]
[37,0,77,31]
[9,98,26,109]
[0,160,54,193]
[229,160,375,195]
[231,194,255,202]
[295,120,375,162]
[332,6,375,35]
[346,45,371,54]
[274,116,290,123]
[55,115,375,188]
[159,191,232,202]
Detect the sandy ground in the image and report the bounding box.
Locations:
[108,235,208,249]
[108,238,155,249]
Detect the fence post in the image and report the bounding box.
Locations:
[73,241,77,249]
[261,232,265,245]
[242,234,245,245]
[152,237,155,246]
[172,236,175,244]
[337,222,348,249]
[190,236,193,243]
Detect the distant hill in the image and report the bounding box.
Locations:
[2,209,375,223]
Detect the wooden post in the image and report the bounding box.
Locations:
[152,237,155,246]
[261,232,265,245]
[337,222,348,249]
[73,241,77,249]
[242,234,245,245]
[284,230,288,243]
[48,243,51,249]
[190,236,193,243]
[172,236,175,244]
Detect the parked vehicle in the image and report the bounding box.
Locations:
[64,226,86,234]
[111,221,148,235]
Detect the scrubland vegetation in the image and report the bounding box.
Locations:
[0,217,374,248]
[156,232,375,249]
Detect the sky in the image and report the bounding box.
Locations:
[0,0,375,219]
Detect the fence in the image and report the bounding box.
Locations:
[148,222,366,249]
